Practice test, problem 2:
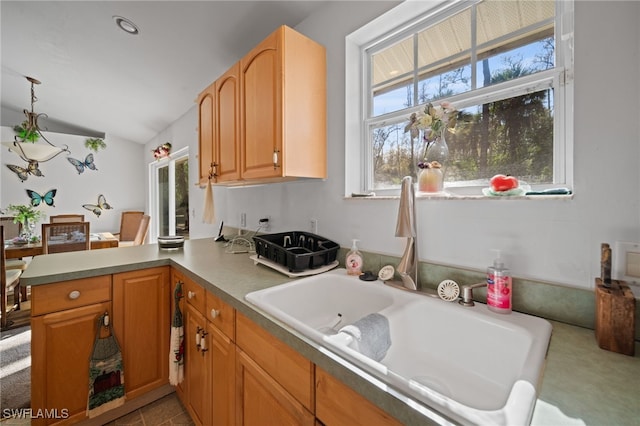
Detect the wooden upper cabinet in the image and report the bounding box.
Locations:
[197,82,215,186]
[215,62,241,182]
[240,25,326,181]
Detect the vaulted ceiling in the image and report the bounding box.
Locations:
[1,1,328,144]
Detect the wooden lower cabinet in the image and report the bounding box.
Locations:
[113,266,170,400]
[209,321,235,424]
[185,304,210,425]
[182,275,236,426]
[316,367,402,426]
[31,268,171,426]
[236,349,314,426]
[32,301,112,425]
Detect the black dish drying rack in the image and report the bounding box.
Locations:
[253,231,340,273]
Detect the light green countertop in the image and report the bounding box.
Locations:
[21,238,639,425]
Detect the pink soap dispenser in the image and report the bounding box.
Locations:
[486,249,512,314]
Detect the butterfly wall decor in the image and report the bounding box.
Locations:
[83,194,113,217]
[26,189,57,207]
[6,161,44,181]
[67,153,97,174]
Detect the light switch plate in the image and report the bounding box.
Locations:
[614,241,640,286]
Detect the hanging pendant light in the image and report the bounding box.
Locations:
[2,76,70,162]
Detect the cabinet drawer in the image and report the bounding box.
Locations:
[206,290,235,340]
[236,312,314,411]
[184,276,205,315]
[31,275,111,316]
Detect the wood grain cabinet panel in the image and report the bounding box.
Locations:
[197,82,215,186]
[31,301,112,425]
[240,25,326,181]
[112,266,170,400]
[236,349,314,426]
[316,367,402,426]
[236,312,314,411]
[214,62,241,183]
[197,25,326,185]
[179,271,236,426]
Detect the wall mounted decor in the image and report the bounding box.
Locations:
[85,138,107,152]
[82,194,113,217]
[152,142,171,160]
[67,153,97,174]
[6,162,44,181]
[26,189,57,207]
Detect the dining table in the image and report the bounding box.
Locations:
[4,232,119,259]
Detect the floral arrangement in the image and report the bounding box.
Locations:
[7,204,45,225]
[6,204,45,242]
[85,138,107,152]
[152,142,172,160]
[405,101,457,168]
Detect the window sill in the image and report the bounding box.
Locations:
[346,189,574,201]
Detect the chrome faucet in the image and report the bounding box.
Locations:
[395,176,419,291]
[459,282,487,306]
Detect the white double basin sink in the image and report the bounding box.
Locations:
[245,268,552,425]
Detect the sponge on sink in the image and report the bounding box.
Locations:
[338,313,391,362]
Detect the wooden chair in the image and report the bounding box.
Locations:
[50,214,85,223]
[115,211,145,243]
[1,217,29,273]
[1,225,22,330]
[118,215,150,247]
[41,222,91,254]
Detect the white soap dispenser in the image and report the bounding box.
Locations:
[346,239,363,276]
[486,249,512,314]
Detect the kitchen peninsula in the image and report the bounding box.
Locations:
[22,238,639,425]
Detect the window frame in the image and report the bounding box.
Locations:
[345,0,574,197]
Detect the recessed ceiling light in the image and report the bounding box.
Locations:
[113,16,139,35]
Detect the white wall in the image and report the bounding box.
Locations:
[148,0,639,290]
[144,106,226,241]
[1,126,145,233]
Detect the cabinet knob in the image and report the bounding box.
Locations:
[210,309,219,319]
[68,290,81,300]
[188,291,196,299]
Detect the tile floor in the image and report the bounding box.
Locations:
[104,393,194,426]
[0,393,191,425]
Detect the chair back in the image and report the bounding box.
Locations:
[50,214,85,223]
[1,225,22,330]
[0,217,21,240]
[118,211,145,242]
[41,222,91,254]
[134,215,151,245]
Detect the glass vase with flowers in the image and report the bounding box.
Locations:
[6,204,45,243]
[405,102,457,193]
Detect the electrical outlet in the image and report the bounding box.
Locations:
[259,216,271,232]
[310,218,318,234]
[240,212,247,228]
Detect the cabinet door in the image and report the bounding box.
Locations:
[32,302,112,426]
[209,320,235,425]
[215,62,241,182]
[198,82,215,186]
[316,367,402,426]
[236,349,314,426]
[185,303,210,426]
[240,29,283,180]
[112,267,170,400]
